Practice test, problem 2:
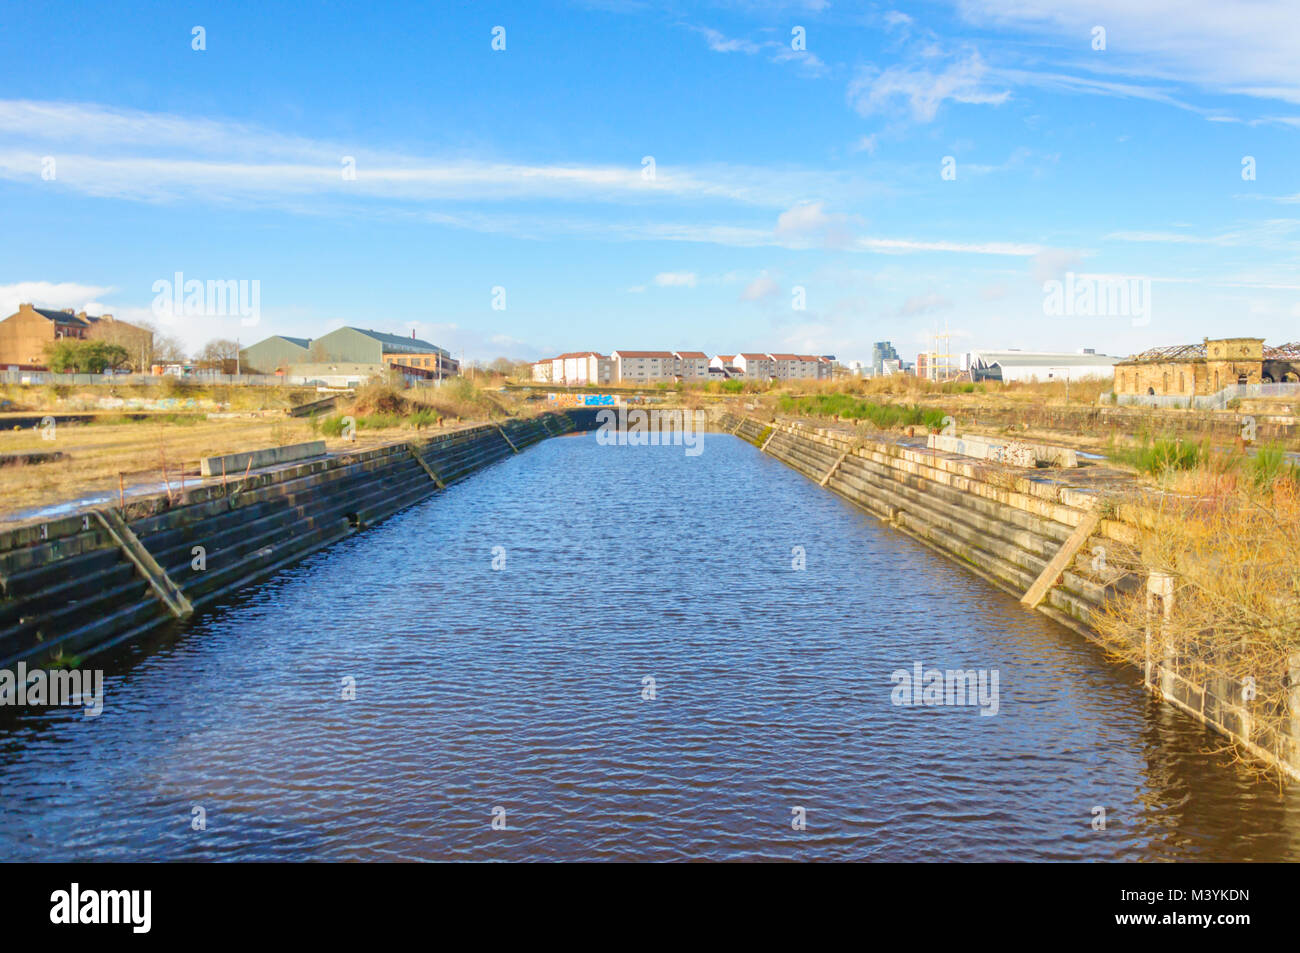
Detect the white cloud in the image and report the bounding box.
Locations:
[0,100,866,210]
[860,236,1040,256]
[690,25,828,76]
[775,201,855,247]
[956,0,1300,106]
[850,134,878,155]
[899,292,953,315]
[740,276,781,301]
[654,272,698,287]
[848,51,1010,122]
[0,281,115,317]
[1031,248,1086,282]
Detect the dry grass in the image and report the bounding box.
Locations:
[1093,474,1300,778]
[0,411,469,521]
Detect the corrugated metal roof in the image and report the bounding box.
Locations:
[975,351,1119,368]
[348,327,448,357]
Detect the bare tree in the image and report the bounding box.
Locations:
[196,338,240,369]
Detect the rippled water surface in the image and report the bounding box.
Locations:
[2,432,1298,861]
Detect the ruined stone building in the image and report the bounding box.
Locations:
[1112,337,1300,397]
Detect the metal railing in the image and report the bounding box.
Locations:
[2,370,292,387]
[1110,381,1300,410]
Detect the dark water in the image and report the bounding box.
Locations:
[2,432,1298,861]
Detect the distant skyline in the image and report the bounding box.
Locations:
[2,0,1298,364]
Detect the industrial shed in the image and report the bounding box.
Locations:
[970,350,1119,383]
[238,335,311,374]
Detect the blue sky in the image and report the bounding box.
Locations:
[1,0,1298,363]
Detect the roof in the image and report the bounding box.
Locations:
[612,350,675,358]
[674,351,708,358]
[30,307,97,328]
[973,350,1119,368]
[767,353,803,360]
[553,351,605,360]
[737,352,771,360]
[345,327,449,357]
[1121,343,1206,363]
[712,354,734,361]
[989,354,1119,368]
[278,336,312,349]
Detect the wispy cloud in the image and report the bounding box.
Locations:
[0,100,861,209]
[689,25,828,76]
[654,271,698,287]
[956,0,1300,107]
[848,51,1009,122]
[740,274,781,301]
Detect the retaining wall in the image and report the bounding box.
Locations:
[719,411,1300,780]
[0,409,599,669]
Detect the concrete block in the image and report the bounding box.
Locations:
[927,433,1078,468]
[200,440,328,477]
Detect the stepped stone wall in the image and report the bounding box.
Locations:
[718,410,1300,780]
[0,410,599,669]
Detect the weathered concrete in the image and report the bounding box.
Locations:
[200,440,327,477]
[927,432,1078,468]
[0,411,597,670]
[719,409,1300,781]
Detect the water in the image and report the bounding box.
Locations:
[2,432,1297,861]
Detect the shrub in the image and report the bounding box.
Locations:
[774,393,947,431]
[1108,435,1207,476]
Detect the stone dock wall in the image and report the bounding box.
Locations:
[0,409,601,669]
[718,410,1299,780]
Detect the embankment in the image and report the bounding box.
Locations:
[0,410,600,669]
[719,410,1300,780]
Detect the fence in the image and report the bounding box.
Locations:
[3,370,297,387]
[1112,381,1300,411]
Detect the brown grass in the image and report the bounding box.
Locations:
[1092,475,1300,779]
[0,412,465,522]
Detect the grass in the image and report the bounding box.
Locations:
[1107,435,1209,476]
[1247,442,1300,488]
[312,375,526,438]
[775,393,948,431]
[1093,471,1300,780]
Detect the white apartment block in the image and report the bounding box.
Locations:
[561,352,612,385]
[611,350,677,382]
[535,348,830,384]
[533,351,612,385]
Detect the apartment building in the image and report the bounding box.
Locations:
[768,353,833,381]
[611,350,677,382]
[555,351,613,385]
[673,351,710,380]
[529,348,830,384]
[733,353,776,380]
